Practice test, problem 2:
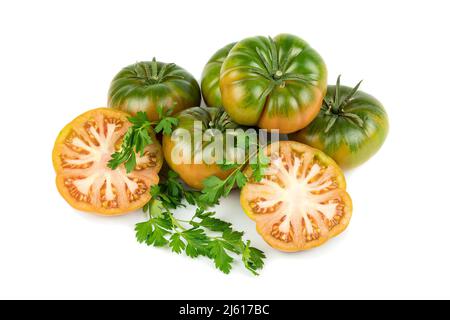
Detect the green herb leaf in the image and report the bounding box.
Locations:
[136,170,266,275]
[154,105,179,135]
[199,176,225,206]
[107,112,153,173]
[124,152,137,174]
[242,241,266,275]
[135,221,153,244]
[169,233,186,254]
[235,170,248,188]
[209,240,234,274]
[194,216,232,233]
[182,228,210,258]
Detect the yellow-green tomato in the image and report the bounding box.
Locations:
[201,42,236,108]
[108,59,201,121]
[162,106,242,190]
[290,77,389,169]
[220,34,327,134]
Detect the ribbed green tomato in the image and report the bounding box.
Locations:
[220,34,327,134]
[162,106,242,190]
[201,42,236,108]
[290,77,389,169]
[108,59,201,121]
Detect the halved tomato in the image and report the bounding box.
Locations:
[240,141,352,252]
[52,108,163,215]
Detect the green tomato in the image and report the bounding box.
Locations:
[201,42,236,108]
[162,106,243,189]
[220,34,327,134]
[289,76,389,169]
[108,58,201,121]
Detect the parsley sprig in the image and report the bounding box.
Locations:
[110,107,269,275]
[198,132,270,207]
[137,171,266,275]
[107,106,178,173]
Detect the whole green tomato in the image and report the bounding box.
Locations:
[201,42,236,108]
[220,34,327,134]
[163,106,243,189]
[290,76,389,169]
[108,58,201,121]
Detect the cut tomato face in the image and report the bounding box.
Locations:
[241,141,352,252]
[53,108,162,215]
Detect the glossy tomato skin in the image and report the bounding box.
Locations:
[220,34,327,134]
[201,42,236,108]
[108,60,201,121]
[163,106,241,190]
[290,84,389,169]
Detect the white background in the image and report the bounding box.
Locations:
[1,0,449,300]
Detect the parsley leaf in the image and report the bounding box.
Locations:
[107,111,153,173]
[209,240,234,274]
[108,106,267,275]
[154,105,179,135]
[235,170,248,188]
[136,170,266,275]
[169,233,186,254]
[249,148,270,182]
[108,107,178,173]
[193,216,232,233]
[198,131,270,207]
[182,228,210,258]
[135,221,153,244]
[242,241,266,276]
[135,217,171,247]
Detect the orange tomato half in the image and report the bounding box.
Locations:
[53,108,162,215]
[240,141,352,252]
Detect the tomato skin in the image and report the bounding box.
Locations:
[240,141,352,252]
[162,106,241,190]
[108,60,201,121]
[53,108,162,216]
[163,138,232,190]
[289,84,389,169]
[201,42,236,108]
[220,34,327,134]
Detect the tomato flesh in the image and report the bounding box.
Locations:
[53,108,162,215]
[241,141,352,251]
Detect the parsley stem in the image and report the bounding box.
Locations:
[220,147,260,186]
[163,204,187,232]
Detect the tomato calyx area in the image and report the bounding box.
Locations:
[253,37,318,91]
[321,76,365,132]
[132,58,184,85]
[207,107,240,132]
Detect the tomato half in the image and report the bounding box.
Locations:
[220,34,327,134]
[108,59,201,121]
[163,106,242,190]
[240,141,352,252]
[53,108,163,215]
[201,42,236,108]
[289,77,389,169]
